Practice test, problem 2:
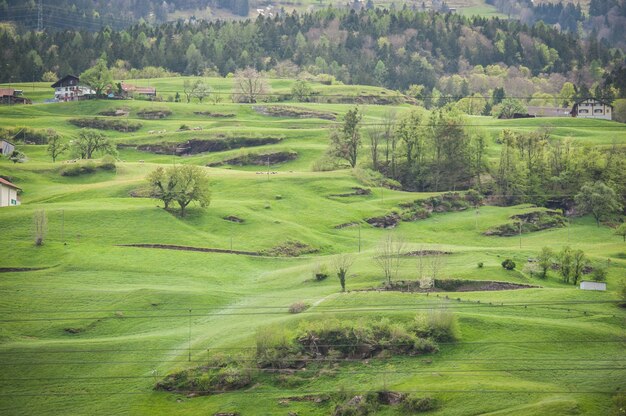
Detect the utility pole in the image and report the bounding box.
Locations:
[188,309,192,362]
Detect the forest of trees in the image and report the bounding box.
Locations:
[487,0,626,49]
[1,7,623,94]
[0,0,249,30]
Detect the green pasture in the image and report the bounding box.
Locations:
[0,78,625,415]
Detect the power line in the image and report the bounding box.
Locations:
[0,389,617,397]
[3,367,625,383]
[3,299,620,315]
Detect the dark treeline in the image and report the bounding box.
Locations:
[0,0,249,30]
[487,0,626,49]
[1,8,620,90]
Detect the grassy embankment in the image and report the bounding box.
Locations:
[0,77,625,415]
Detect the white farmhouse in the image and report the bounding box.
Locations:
[0,177,20,207]
[570,98,613,120]
[51,75,95,102]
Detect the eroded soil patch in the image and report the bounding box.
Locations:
[0,267,49,273]
[377,279,538,292]
[119,244,260,256]
[485,210,566,236]
[253,105,336,120]
[133,136,282,155]
[208,151,297,167]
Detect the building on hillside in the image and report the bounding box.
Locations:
[0,140,15,157]
[579,281,606,291]
[51,75,95,102]
[570,98,613,120]
[527,106,570,117]
[0,88,31,105]
[0,177,20,207]
[120,82,157,99]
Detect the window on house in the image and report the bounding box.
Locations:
[594,109,604,113]
[579,109,588,114]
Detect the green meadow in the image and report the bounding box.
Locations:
[0,78,625,415]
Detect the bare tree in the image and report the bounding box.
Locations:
[429,250,446,282]
[367,126,384,170]
[33,209,47,246]
[333,254,355,292]
[46,129,67,162]
[381,110,397,177]
[233,68,270,103]
[375,234,405,284]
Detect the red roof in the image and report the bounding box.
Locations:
[0,88,15,97]
[120,83,156,95]
[0,177,20,189]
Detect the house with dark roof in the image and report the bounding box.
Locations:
[570,98,613,120]
[51,75,95,102]
[0,177,20,207]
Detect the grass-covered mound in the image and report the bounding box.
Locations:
[68,117,142,132]
[136,108,172,119]
[157,312,457,396]
[485,210,566,236]
[134,136,282,155]
[253,105,337,120]
[208,151,297,167]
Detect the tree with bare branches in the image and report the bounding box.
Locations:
[33,210,47,246]
[375,234,405,284]
[233,68,270,103]
[333,254,355,292]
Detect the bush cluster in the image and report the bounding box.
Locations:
[60,157,116,176]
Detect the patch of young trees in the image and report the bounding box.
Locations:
[147,165,211,217]
[333,106,486,193]
[495,131,626,211]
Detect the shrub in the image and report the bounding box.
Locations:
[592,265,608,282]
[413,309,459,342]
[255,326,296,368]
[501,259,516,270]
[60,161,97,176]
[179,124,190,131]
[99,155,117,170]
[403,395,437,412]
[477,262,484,268]
[313,263,329,281]
[289,301,310,314]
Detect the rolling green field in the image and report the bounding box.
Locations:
[0,78,625,415]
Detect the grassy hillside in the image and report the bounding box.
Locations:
[0,79,625,415]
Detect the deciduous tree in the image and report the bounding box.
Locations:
[79,57,112,97]
[72,129,115,159]
[575,181,622,227]
[46,129,67,162]
[233,68,270,103]
[329,107,362,168]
